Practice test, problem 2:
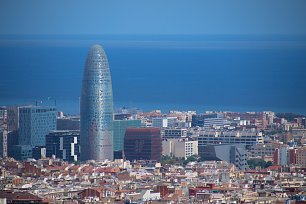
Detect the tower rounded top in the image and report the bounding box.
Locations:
[90,44,104,53]
[81,43,114,161]
[87,44,107,60]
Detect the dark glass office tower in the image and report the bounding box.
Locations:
[124,128,162,161]
[80,45,114,161]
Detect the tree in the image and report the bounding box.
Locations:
[275,113,305,122]
[183,154,199,166]
[265,161,273,168]
[247,158,273,169]
[160,155,182,165]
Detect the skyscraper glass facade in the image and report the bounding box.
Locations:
[80,45,114,161]
[113,119,141,151]
[124,128,162,161]
[46,130,80,162]
[18,106,57,146]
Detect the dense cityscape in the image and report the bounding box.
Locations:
[0,44,305,204]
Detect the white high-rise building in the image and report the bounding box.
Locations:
[162,138,198,159]
[152,118,168,128]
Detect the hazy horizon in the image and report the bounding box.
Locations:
[1,1,306,115]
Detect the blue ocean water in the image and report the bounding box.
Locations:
[0,35,306,115]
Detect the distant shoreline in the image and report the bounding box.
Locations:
[1,98,305,116]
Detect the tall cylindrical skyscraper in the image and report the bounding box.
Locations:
[80,45,113,161]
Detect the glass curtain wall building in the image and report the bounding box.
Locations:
[46,130,80,162]
[18,106,57,146]
[113,119,141,151]
[80,45,114,161]
[124,128,162,161]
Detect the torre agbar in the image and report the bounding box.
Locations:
[80,45,114,161]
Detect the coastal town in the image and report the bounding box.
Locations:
[1,107,306,203]
[1,0,306,203]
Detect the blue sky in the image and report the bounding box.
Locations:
[1,0,306,35]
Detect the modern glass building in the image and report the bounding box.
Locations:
[124,128,162,161]
[18,106,57,146]
[113,119,141,151]
[80,44,114,161]
[9,145,32,161]
[0,128,7,158]
[46,130,80,162]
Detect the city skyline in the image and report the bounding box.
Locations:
[1,1,306,203]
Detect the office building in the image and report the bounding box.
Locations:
[199,144,248,170]
[0,108,7,158]
[152,118,168,128]
[162,138,198,159]
[167,117,178,127]
[113,119,141,151]
[80,44,114,161]
[162,128,187,139]
[248,144,277,158]
[124,128,162,161]
[203,117,227,130]
[10,145,32,161]
[198,130,264,146]
[152,117,177,128]
[7,106,19,132]
[18,106,57,147]
[191,113,221,127]
[32,146,46,160]
[114,113,132,120]
[57,117,80,130]
[46,130,80,162]
[0,129,7,158]
[7,130,18,158]
[114,150,123,159]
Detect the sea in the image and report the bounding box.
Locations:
[0,35,306,115]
